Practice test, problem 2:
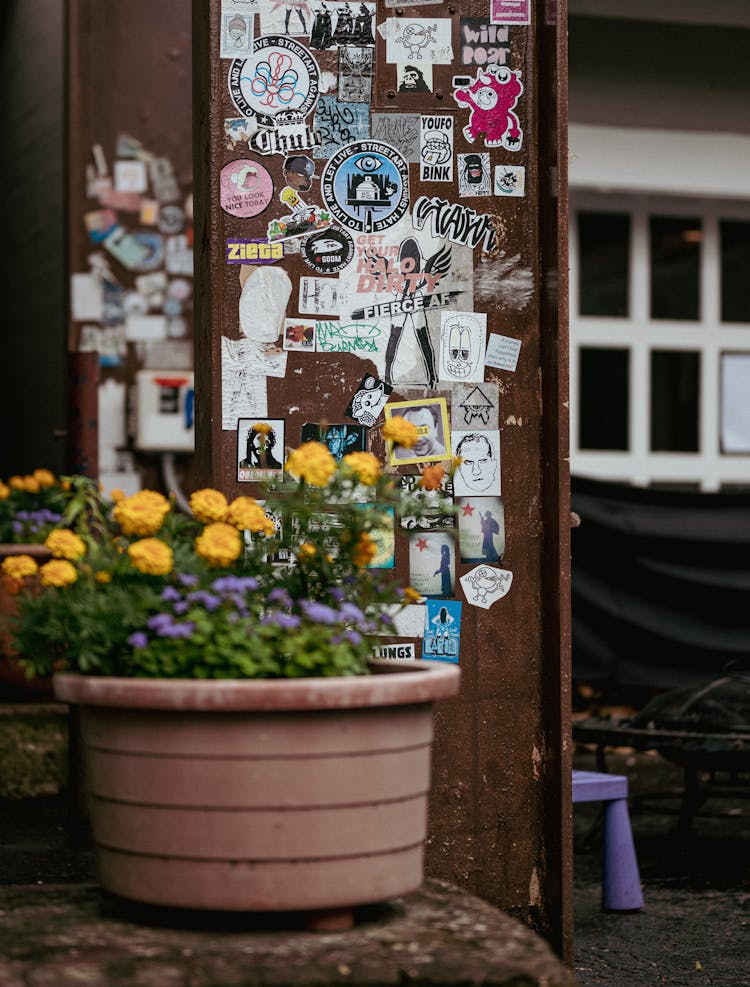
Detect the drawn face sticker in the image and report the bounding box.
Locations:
[456,435,496,492]
[447,321,472,377]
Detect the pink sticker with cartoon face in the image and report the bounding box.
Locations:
[220,159,274,218]
[453,65,523,151]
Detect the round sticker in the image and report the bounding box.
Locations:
[220,159,274,218]
[157,204,185,235]
[228,37,320,122]
[321,141,409,234]
[302,227,355,274]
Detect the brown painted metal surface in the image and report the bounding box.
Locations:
[194,0,571,956]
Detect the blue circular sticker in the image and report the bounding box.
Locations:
[321,141,409,234]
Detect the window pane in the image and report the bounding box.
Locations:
[650,216,701,320]
[720,352,750,452]
[720,220,750,323]
[650,350,699,452]
[578,212,630,317]
[579,348,629,450]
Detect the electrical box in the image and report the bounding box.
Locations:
[134,370,194,452]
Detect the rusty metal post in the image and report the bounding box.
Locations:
[194,0,570,955]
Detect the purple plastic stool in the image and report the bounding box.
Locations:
[572,769,645,911]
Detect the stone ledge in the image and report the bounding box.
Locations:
[0,878,576,987]
[0,702,69,798]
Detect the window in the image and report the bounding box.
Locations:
[570,194,750,490]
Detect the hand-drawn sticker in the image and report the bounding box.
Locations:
[221,11,254,58]
[452,429,501,496]
[266,186,332,243]
[420,115,454,182]
[484,333,522,372]
[310,2,375,50]
[409,532,455,599]
[453,65,524,151]
[259,0,312,38]
[302,227,355,274]
[459,564,512,608]
[228,36,320,123]
[371,113,421,163]
[313,96,371,160]
[237,417,285,481]
[457,496,504,563]
[385,398,451,465]
[301,422,366,459]
[412,195,497,253]
[451,381,499,429]
[422,599,461,662]
[398,62,433,93]
[494,164,525,197]
[382,17,453,64]
[299,276,338,315]
[316,320,382,354]
[459,18,510,67]
[339,46,373,102]
[226,238,286,264]
[490,0,530,25]
[321,140,409,234]
[398,473,455,531]
[457,152,491,197]
[220,159,274,218]
[283,154,316,191]
[346,374,392,427]
[439,310,487,383]
[283,318,317,350]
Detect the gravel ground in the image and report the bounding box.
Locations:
[573,747,750,987]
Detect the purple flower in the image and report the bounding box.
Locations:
[11,521,23,535]
[173,600,190,615]
[299,600,338,625]
[177,573,199,587]
[158,621,195,639]
[161,586,182,602]
[212,575,259,594]
[338,602,365,623]
[147,613,174,630]
[260,612,301,630]
[127,631,149,649]
[329,587,345,602]
[187,590,221,611]
[332,629,363,646]
[266,587,292,608]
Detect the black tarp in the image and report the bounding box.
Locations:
[571,477,750,691]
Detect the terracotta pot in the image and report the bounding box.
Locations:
[54,659,460,912]
[0,544,53,696]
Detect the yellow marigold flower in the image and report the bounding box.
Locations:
[452,456,463,470]
[297,542,317,561]
[253,422,272,435]
[402,586,422,604]
[32,469,56,488]
[227,497,274,535]
[39,559,78,588]
[114,490,170,536]
[419,465,446,491]
[109,488,126,503]
[195,522,242,567]
[95,571,112,584]
[0,481,9,501]
[8,476,25,491]
[190,488,229,524]
[61,479,72,492]
[351,532,377,568]
[128,538,173,576]
[22,476,40,494]
[1,555,39,580]
[383,416,419,448]
[343,451,382,486]
[45,529,86,561]
[285,442,337,487]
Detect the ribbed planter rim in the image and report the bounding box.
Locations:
[53,659,460,711]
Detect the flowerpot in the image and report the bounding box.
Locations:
[0,544,53,697]
[54,659,460,912]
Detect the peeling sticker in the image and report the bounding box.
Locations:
[459,564,512,608]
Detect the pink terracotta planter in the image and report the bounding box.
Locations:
[54,660,460,912]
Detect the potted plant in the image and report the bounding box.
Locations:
[8,433,460,918]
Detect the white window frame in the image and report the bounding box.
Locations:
[570,191,750,491]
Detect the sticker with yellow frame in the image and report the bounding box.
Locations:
[385,397,451,466]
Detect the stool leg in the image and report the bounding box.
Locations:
[602,798,644,911]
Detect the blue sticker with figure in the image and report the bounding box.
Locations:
[423,599,462,663]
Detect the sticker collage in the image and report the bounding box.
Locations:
[219,0,530,665]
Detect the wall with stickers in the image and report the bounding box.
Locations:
[195,0,570,950]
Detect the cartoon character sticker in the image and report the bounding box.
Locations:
[453,65,523,151]
[439,311,487,383]
[346,374,393,427]
[321,140,409,233]
[422,599,462,663]
[459,564,512,609]
[301,422,366,459]
[220,159,274,218]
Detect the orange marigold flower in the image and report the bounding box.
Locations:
[1,555,39,581]
[285,442,337,487]
[0,481,9,501]
[22,476,40,494]
[382,416,419,448]
[402,586,422,604]
[195,522,242,567]
[253,422,272,435]
[419,465,445,491]
[296,542,317,561]
[45,529,86,561]
[32,469,56,488]
[95,571,112,584]
[39,559,78,587]
[227,497,274,535]
[109,488,127,504]
[113,490,170,537]
[351,532,377,568]
[342,451,382,486]
[8,476,25,491]
[128,538,173,576]
[190,488,229,524]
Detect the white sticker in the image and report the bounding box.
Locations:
[239,266,292,343]
[452,429,501,496]
[484,332,522,372]
[420,115,454,182]
[439,311,487,383]
[124,315,168,342]
[299,276,339,316]
[460,564,512,608]
[373,643,417,660]
[221,336,269,430]
[113,160,147,194]
[457,153,492,197]
[220,11,254,58]
[283,318,317,351]
[451,381,499,430]
[70,273,103,321]
[384,603,425,638]
[383,17,453,63]
[494,164,526,197]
